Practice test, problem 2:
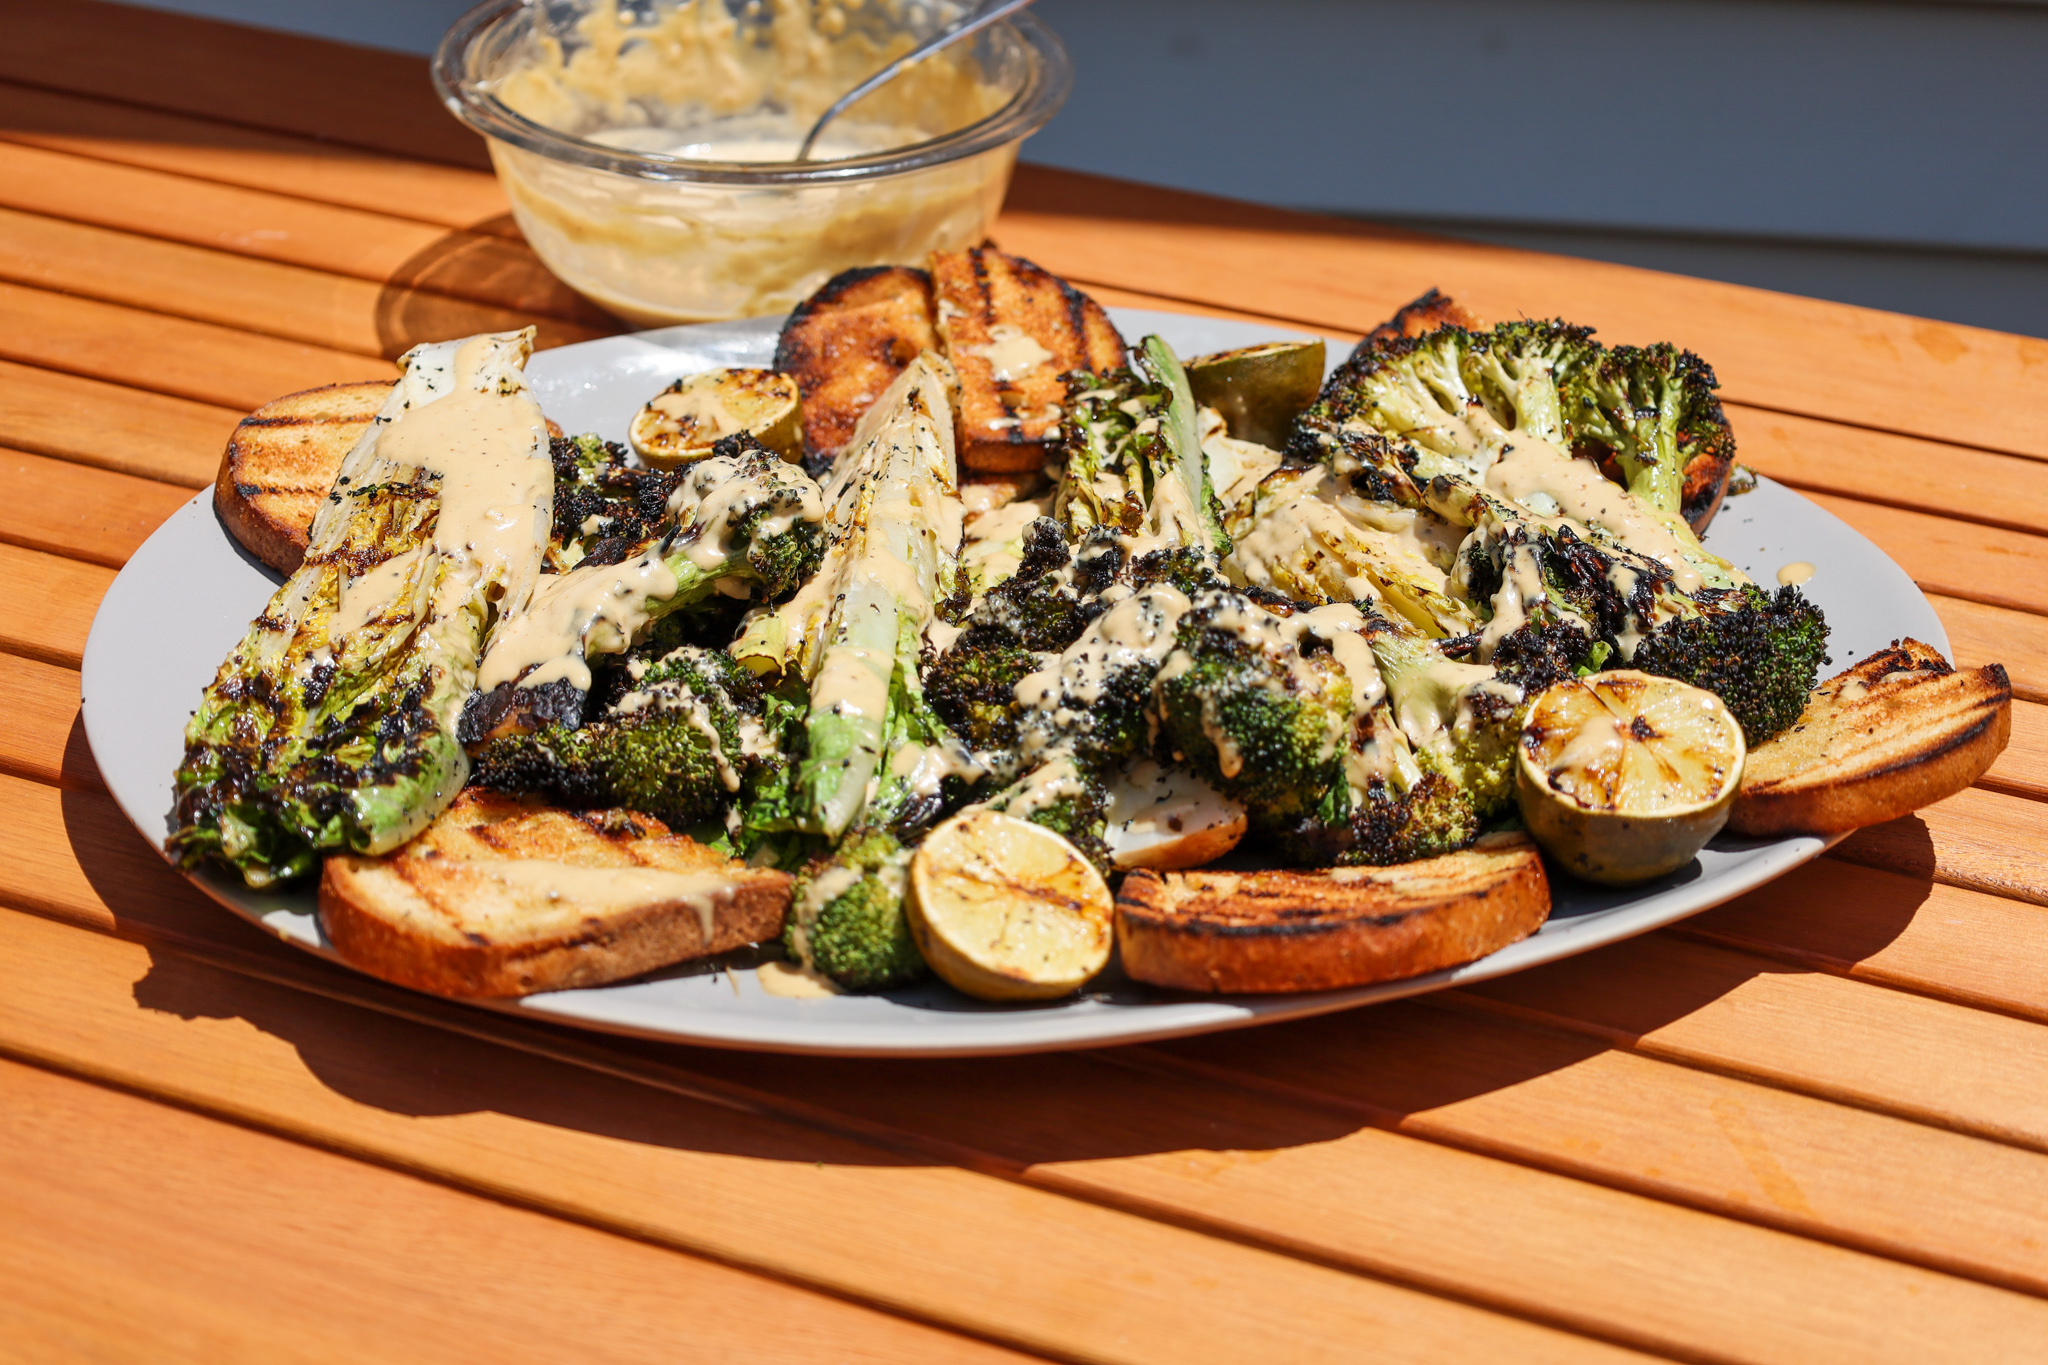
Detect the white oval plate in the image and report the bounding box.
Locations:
[83,309,1935,1055]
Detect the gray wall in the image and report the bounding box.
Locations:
[118,0,2048,336]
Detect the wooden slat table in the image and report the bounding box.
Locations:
[4,4,2047,1361]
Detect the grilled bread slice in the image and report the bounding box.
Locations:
[1117,834,1550,994]
[321,791,792,998]
[1728,638,2011,837]
[930,244,1126,472]
[775,264,938,466]
[215,380,391,573]
[217,382,565,573]
[1360,287,1480,351]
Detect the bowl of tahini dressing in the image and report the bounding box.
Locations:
[435,0,1069,325]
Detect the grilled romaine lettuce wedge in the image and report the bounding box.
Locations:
[169,329,553,887]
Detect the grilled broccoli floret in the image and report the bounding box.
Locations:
[1362,622,1524,820]
[467,646,771,831]
[785,829,925,991]
[974,753,1115,874]
[547,434,678,572]
[924,626,1039,753]
[465,436,826,740]
[1274,768,1480,869]
[1631,583,1828,743]
[1017,584,1193,772]
[1562,342,1736,533]
[1151,589,1352,830]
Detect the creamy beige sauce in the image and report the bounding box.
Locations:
[1778,560,1816,586]
[756,958,843,997]
[970,324,1055,382]
[329,546,426,641]
[481,449,822,692]
[466,859,730,943]
[479,551,680,692]
[488,2,1011,324]
[373,335,552,602]
[1484,436,1710,595]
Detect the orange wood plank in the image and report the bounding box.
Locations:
[0,139,610,327]
[0,79,510,231]
[0,541,112,668]
[1682,858,2048,1024]
[12,775,2048,1363]
[0,357,233,488]
[1802,491,2048,618]
[0,907,1644,1365]
[0,206,607,358]
[997,167,2048,466]
[1981,698,2048,802]
[1831,785,2048,907]
[1730,402,2048,538]
[0,446,191,568]
[0,1057,1042,1365]
[0,0,490,170]
[1124,997,2048,1297]
[0,279,385,410]
[11,0,2044,468]
[1455,929,2048,1152]
[0,655,95,791]
[1934,593,2048,703]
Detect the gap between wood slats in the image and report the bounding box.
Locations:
[0,1055,1045,1365]
[0,138,614,329]
[0,78,511,233]
[14,764,2048,1338]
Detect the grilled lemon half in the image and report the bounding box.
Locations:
[907,810,1114,1001]
[628,368,801,468]
[1517,671,1746,886]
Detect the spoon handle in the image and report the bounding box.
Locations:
[795,0,1040,162]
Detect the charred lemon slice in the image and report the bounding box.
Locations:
[628,368,801,468]
[1517,670,1746,886]
[907,810,1114,1001]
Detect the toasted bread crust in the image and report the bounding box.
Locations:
[320,792,792,998]
[930,244,1126,472]
[1729,639,2012,836]
[1116,837,1550,993]
[215,380,391,572]
[776,265,938,466]
[1361,288,1481,351]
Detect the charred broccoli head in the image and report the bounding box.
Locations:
[468,646,770,830]
[1151,590,1352,830]
[924,626,1038,754]
[1562,342,1734,529]
[787,828,925,991]
[1631,583,1827,743]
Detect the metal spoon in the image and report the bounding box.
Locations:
[794,0,1040,162]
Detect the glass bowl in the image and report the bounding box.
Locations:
[434,0,1071,326]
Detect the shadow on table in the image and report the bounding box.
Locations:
[61,711,1926,1173]
[373,213,623,360]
